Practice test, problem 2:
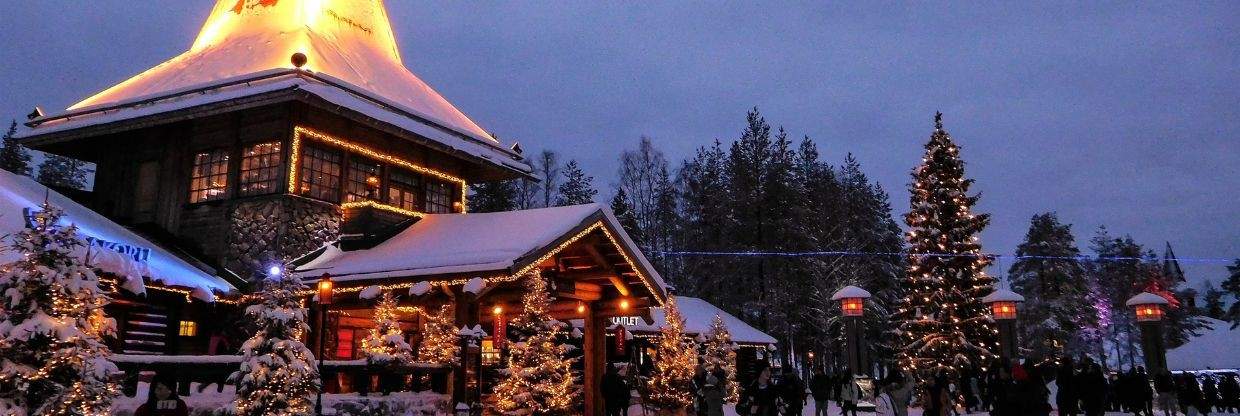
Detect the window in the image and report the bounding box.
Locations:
[387,170,421,211]
[344,158,382,202]
[481,339,500,365]
[239,141,283,196]
[178,321,198,337]
[335,329,356,359]
[299,145,342,201]
[424,179,454,213]
[189,149,230,203]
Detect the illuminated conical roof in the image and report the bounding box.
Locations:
[69,0,494,144]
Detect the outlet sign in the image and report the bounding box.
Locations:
[611,316,641,326]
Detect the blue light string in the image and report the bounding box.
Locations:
[648,250,1234,264]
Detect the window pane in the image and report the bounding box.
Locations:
[344,158,382,202]
[239,141,283,196]
[298,146,342,202]
[189,149,230,203]
[387,169,420,211]
[424,179,453,214]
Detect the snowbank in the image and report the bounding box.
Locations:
[1167,317,1240,371]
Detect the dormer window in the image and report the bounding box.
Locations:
[189,149,230,203]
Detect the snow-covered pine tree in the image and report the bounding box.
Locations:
[1200,281,1226,320]
[229,272,319,416]
[1223,260,1240,328]
[468,181,518,213]
[417,304,458,365]
[1086,229,1147,368]
[676,140,730,298]
[36,154,88,191]
[555,160,597,206]
[646,295,697,412]
[0,202,119,416]
[702,315,739,403]
[894,113,997,375]
[360,291,413,365]
[1007,212,1096,361]
[487,273,577,415]
[0,120,33,176]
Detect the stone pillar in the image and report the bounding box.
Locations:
[583,303,607,416]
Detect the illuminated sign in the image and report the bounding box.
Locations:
[23,208,151,263]
[611,316,640,326]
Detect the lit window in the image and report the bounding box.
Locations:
[178,321,198,337]
[387,170,421,211]
[335,329,355,359]
[299,145,342,201]
[189,149,230,203]
[481,339,500,365]
[424,179,453,213]
[344,158,382,202]
[239,141,283,196]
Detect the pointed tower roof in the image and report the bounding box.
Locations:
[22,0,529,176]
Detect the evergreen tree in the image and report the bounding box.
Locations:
[1086,228,1147,369]
[702,315,739,403]
[555,160,597,206]
[487,273,577,415]
[895,113,997,374]
[609,188,642,244]
[1223,260,1240,328]
[0,120,33,176]
[360,291,413,365]
[1200,281,1226,320]
[417,304,459,365]
[36,154,88,190]
[0,202,119,416]
[230,273,319,416]
[676,140,730,298]
[1007,212,1095,360]
[468,180,518,213]
[645,296,697,411]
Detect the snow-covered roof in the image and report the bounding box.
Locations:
[1168,317,1240,371]
[0,169,234,296]
[831,285,873,300]
[594,296,777,345]
[292,204,668,295]
[982,288,1025,303]
[20,0,530,176]
[1125,292,1170,306]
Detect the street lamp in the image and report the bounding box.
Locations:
[982,287,1025,360]
[831,285,871,376]
[1126,292,1170,374]
[314,273,334,415]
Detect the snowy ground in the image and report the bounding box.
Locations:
[114,381,449,415]
[623,401,1240,416]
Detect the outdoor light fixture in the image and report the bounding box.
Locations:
[317,273,334,305]
[832,285,871,317]
[1127,292,1169,322]
[576,302,586,314]
[982,287,1025,321]
[831,285,872,376]
[492,305,503,315]
[267,264,282,277]
[619,298,631,311]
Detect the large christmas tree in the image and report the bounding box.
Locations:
[229,272,320,416]
[360,291,413,365]
[702,315,739,403]
[0,202,119,416]
[646,295,697,412]
[486,273,577,415]
[894,113,997,374]
[417,304,459,365]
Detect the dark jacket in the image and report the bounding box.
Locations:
[810,374,832,401]
[600,370,630,408]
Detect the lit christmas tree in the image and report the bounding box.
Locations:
[646,295,697,412]
[0,202,119,416]
[702,315,739,403]
[894,113,997,375]
[229,272,319,416]
[361,291,413,365]
[417,304,459,365]
[486,272,578,415]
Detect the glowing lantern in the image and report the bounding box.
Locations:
[317,273,334,305]
[982,288,1024,321]
[619,298,631,312]
[831,286,871,317]
[1127,292,1169,322]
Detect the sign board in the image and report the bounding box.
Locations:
[23,208,151,263]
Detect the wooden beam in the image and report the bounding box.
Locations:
[583,303,607,416]
[582,243,632,296]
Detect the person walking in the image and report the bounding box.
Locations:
[1180,374,1206,416]
[1080,363,1108,416]
[1016,362,1051,416]
[887,371,915,416]
[1219,374,1240,413]
[875,382,897,416]
[1137,367,1156,416]
[1155,370,1179,416]
[600,364,630,416]
[810,368,832,416]
[1057,358,1080,416]
[988,366,1015,416]
[699,373,726,416]
[1201,376,1218,414]
[781,368,806,416]
[745,367,780,416]
[840,373,861,416]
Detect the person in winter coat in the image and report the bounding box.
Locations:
[698,373,726,416]
[1015,362,1051,416]
[1079,363,1108,416]
[781,368,805,416]
[1155,370,1180,416]
[1219,374,1240,413]
[1137,367,1156,416]
[1201,376,1218,414]
[1056,358,1080,416]
[600,364,631,416]
[1179,374,1206,416]
[135,376,188,416]
[840,373,862,416]
[886,371,915,416]
[926,373,950,416]
[744,367,780,416]
[874,383,898,416]
[989,365,1015,416]
[810,368,833,416]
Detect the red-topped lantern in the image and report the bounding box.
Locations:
[317,273,334,305]
[831,286,872,317]
[1127,292,1171,374]
[1127,292,1169,322]
[831,285,872,376]
[982,288,1024,321]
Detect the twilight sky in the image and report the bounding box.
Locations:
[1,2,1236,288]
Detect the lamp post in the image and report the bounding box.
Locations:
[314,273,334,416]
[1126,292,1170,374]
[982,288,1025,361]
[831,285,871,376]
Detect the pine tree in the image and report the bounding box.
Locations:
[895,113,996,374]
[36,154,88,190]
[702,315,739,403]
[0,120,33,176]
[646,296,697,411]
[1200,281,1226,320]
[487,273,577,415]
[230,273,319,416]
[0,202,119,416]
[609,188,642,244]
[360,291,413,365]
[1007,212,1096,360]
[468,180,518,213]
[555,160,597,206]
[1222,260,1240,328]
[417,304,459,365]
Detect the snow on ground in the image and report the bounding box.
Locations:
[1168,317,1240,371]
[114,381,449,415]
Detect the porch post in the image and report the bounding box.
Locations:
[583,303,607,416]
[451,293,477,405]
